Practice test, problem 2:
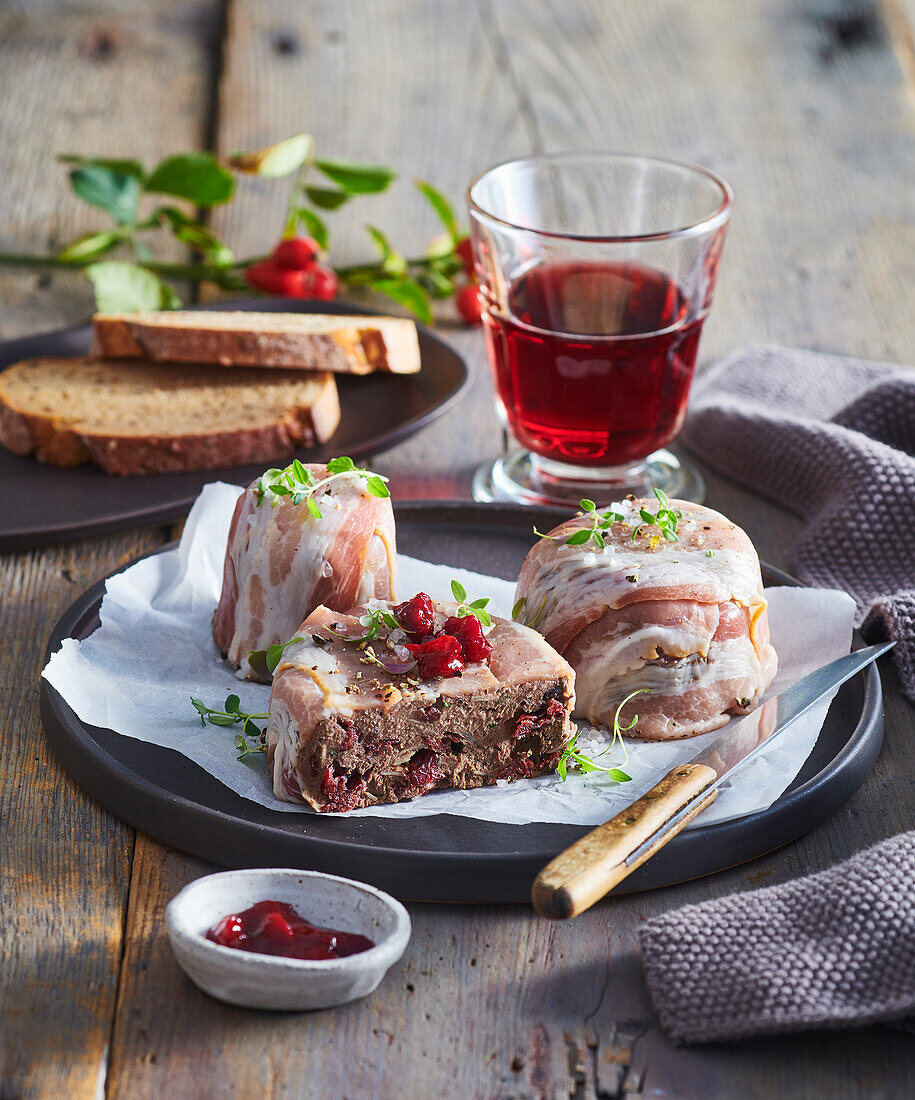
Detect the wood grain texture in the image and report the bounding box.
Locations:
[0,1,216,1096]
[0,0,219,340]
[204,0,535,498]
[0,530,166,1099]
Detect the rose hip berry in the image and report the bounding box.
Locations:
[245,259,307,297]
[272,236,320,270]
[406,634,464,679]
[443,614,492,663]
[394,592,436,640]
[455,236,475,276]
[456,283,483,325]
[304,262,338,301]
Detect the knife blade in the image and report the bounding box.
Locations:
[531,641,894,919]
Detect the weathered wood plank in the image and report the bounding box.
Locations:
[0,529,168,1099]
[0,2,218,1096]
[0,0,220,340]
[203,0,533,499]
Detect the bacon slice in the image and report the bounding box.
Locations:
[212,465,397,678]
[514,498,778,740]
[266,601,575,812]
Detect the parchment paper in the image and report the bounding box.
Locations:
[42,482,857,828]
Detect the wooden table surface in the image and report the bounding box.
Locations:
[2,2,914,1096]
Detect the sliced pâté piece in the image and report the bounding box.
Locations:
[266,598,576,812]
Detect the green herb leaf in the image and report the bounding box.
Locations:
[606,769,632,782]
[306,497,322,519]
[85,262,181,312]
[326,456,356,474]
[296,208,329,251]
[228,133,313,177]
[146,152,235,206]
[157,207,234,266]
[451,580,467,603]
[265,635,303,674]
[370,277,432,324]
[511,597,526,622]
[70,165,141,225]
[305,185,349,210]
[224,694,240,713]
[60,155,146,181]
[565,529,592,546]
[365,476,390,498]
[314,157,396,194]
[57,230,123,262]
[415,180,459,241]
[580,498,596,512]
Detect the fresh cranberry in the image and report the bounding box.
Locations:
[456,283,483,325]
[272,236,320,269]
[405,634,464,679]
[304,262,338,301]
[443,614,492,663]
[394,592,436,640]
[455,236,475,276]
[245,260,307,297]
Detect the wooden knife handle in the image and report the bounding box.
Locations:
[531,762,718,920]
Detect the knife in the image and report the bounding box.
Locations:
[531,641,894,920]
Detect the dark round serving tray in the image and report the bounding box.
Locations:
[39,502,885,903]
[0,299,469,550]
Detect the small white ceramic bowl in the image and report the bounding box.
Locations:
[166,868,411,1010]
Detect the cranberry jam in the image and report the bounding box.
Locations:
[206,900,374,960]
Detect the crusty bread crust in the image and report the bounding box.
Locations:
[0,358,341,475]
[91,311,421,375]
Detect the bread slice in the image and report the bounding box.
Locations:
[91,310,421,375]
[0,357,341,475]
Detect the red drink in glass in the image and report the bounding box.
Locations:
[484,261,704,468]
[468,152,731,507]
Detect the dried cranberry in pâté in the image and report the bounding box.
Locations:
[266,594,575,811]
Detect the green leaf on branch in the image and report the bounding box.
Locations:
[59,155,146,182]
[366,226,407,276]
[69,166,141,225]
[295,208,329,251]
[370,277,432,324]
[304,186,349,211]
[228,133,313,177]
[157,207,234,266]
[314,157,396,195]
[85,262,181,312]
[415,180,459,242]
[145,153,235,206]
[57,230,123,262]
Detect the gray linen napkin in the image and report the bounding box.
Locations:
[638,831,915,1043]
[680,345,915,701]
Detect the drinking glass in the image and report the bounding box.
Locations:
[467,152,732,506]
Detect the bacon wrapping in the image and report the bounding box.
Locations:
[266,601,575,812]
[514,498,778,740]
[212,465,397,678]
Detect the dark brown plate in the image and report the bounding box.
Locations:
[39,502,885,904]
[0,299,469,550]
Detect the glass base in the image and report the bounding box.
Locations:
[472,449,706,508]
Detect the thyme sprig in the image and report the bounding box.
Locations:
[450,579,492,627]
[535,488,681,550]
[631,488,681,543]
[246,635,304,679]
[254,455,390,516]
[326,607,400,645]
[191,694,269,759]
[511,593,546,629]
[557,689,650,782]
